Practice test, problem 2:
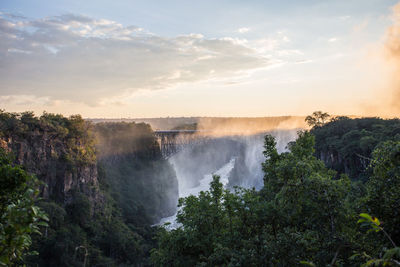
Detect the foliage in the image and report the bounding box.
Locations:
[361,141,400,257]
[0,149,48,266]
[0,110,96,168]
[358,213,383,234]
[311,116,400,181]
[0,112,168,266]
[2,109,400,266]
[28,181,156,266]
[24,121,170,266]
[151,176,266,266]
[152,132,357,266]
[361,248,400,267]
[356,214,400,266]
[152,123,400,266]
[94,122,178,225]
[261,131,355,266]
[93,122,158,160]
[305,111,331,127]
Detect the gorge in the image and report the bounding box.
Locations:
[156,130,299,227]
[1,111,400,266]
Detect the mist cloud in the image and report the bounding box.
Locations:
[0,13,270,105]
[384,1,400,113]
[196,116,306,137]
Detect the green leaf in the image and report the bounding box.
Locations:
[359,213,373,222]
[299,261,316,266]
[31,206,38,216]
[37,221,48,227]
[382,247,400,260]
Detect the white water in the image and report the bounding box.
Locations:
[157,130,299,229]
[158,158,236,229]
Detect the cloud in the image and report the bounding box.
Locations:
[238,27,250,33]
[0,95,52,106]
[0,13,269,105]
[359,1,400,117]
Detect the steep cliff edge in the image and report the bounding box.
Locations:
[94,122,178,224]
[0,111,101,205]
[0,110,178,265]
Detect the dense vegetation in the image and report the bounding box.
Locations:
[0,149,48,266]
[0,111,178,266]
[94,122,178,225]
[0,111,96,167]
[152,116,400,266]
[311,115,400,181]
[1,110,399,266]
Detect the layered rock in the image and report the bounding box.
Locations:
[0,113,102,206]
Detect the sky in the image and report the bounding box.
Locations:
[0,0,399,118]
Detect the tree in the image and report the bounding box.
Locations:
[305,111,331,127]
[0,149,48,266]
[365,141,400,247]
[356,213,400,266]
[310,116,400,181]
[261,131,355,265]
[152,132,356,266]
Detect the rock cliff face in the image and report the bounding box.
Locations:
[318,150,346,173]
[0,113,102,206]
[0,112,180,225]
[0,111,180,265]
[0,132,100,204]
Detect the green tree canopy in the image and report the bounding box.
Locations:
[152,131,356,266]
[305,111,331,127]
[0,149,48,266]
[365,141,400,247]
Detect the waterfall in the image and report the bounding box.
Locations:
[157,129,299,229]
[158,158,235,229]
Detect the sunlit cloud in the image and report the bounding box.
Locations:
[0,13,271,106]
[0,95,52,106]
[0,0,392,118]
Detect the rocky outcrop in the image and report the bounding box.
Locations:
[0,129,101,205]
